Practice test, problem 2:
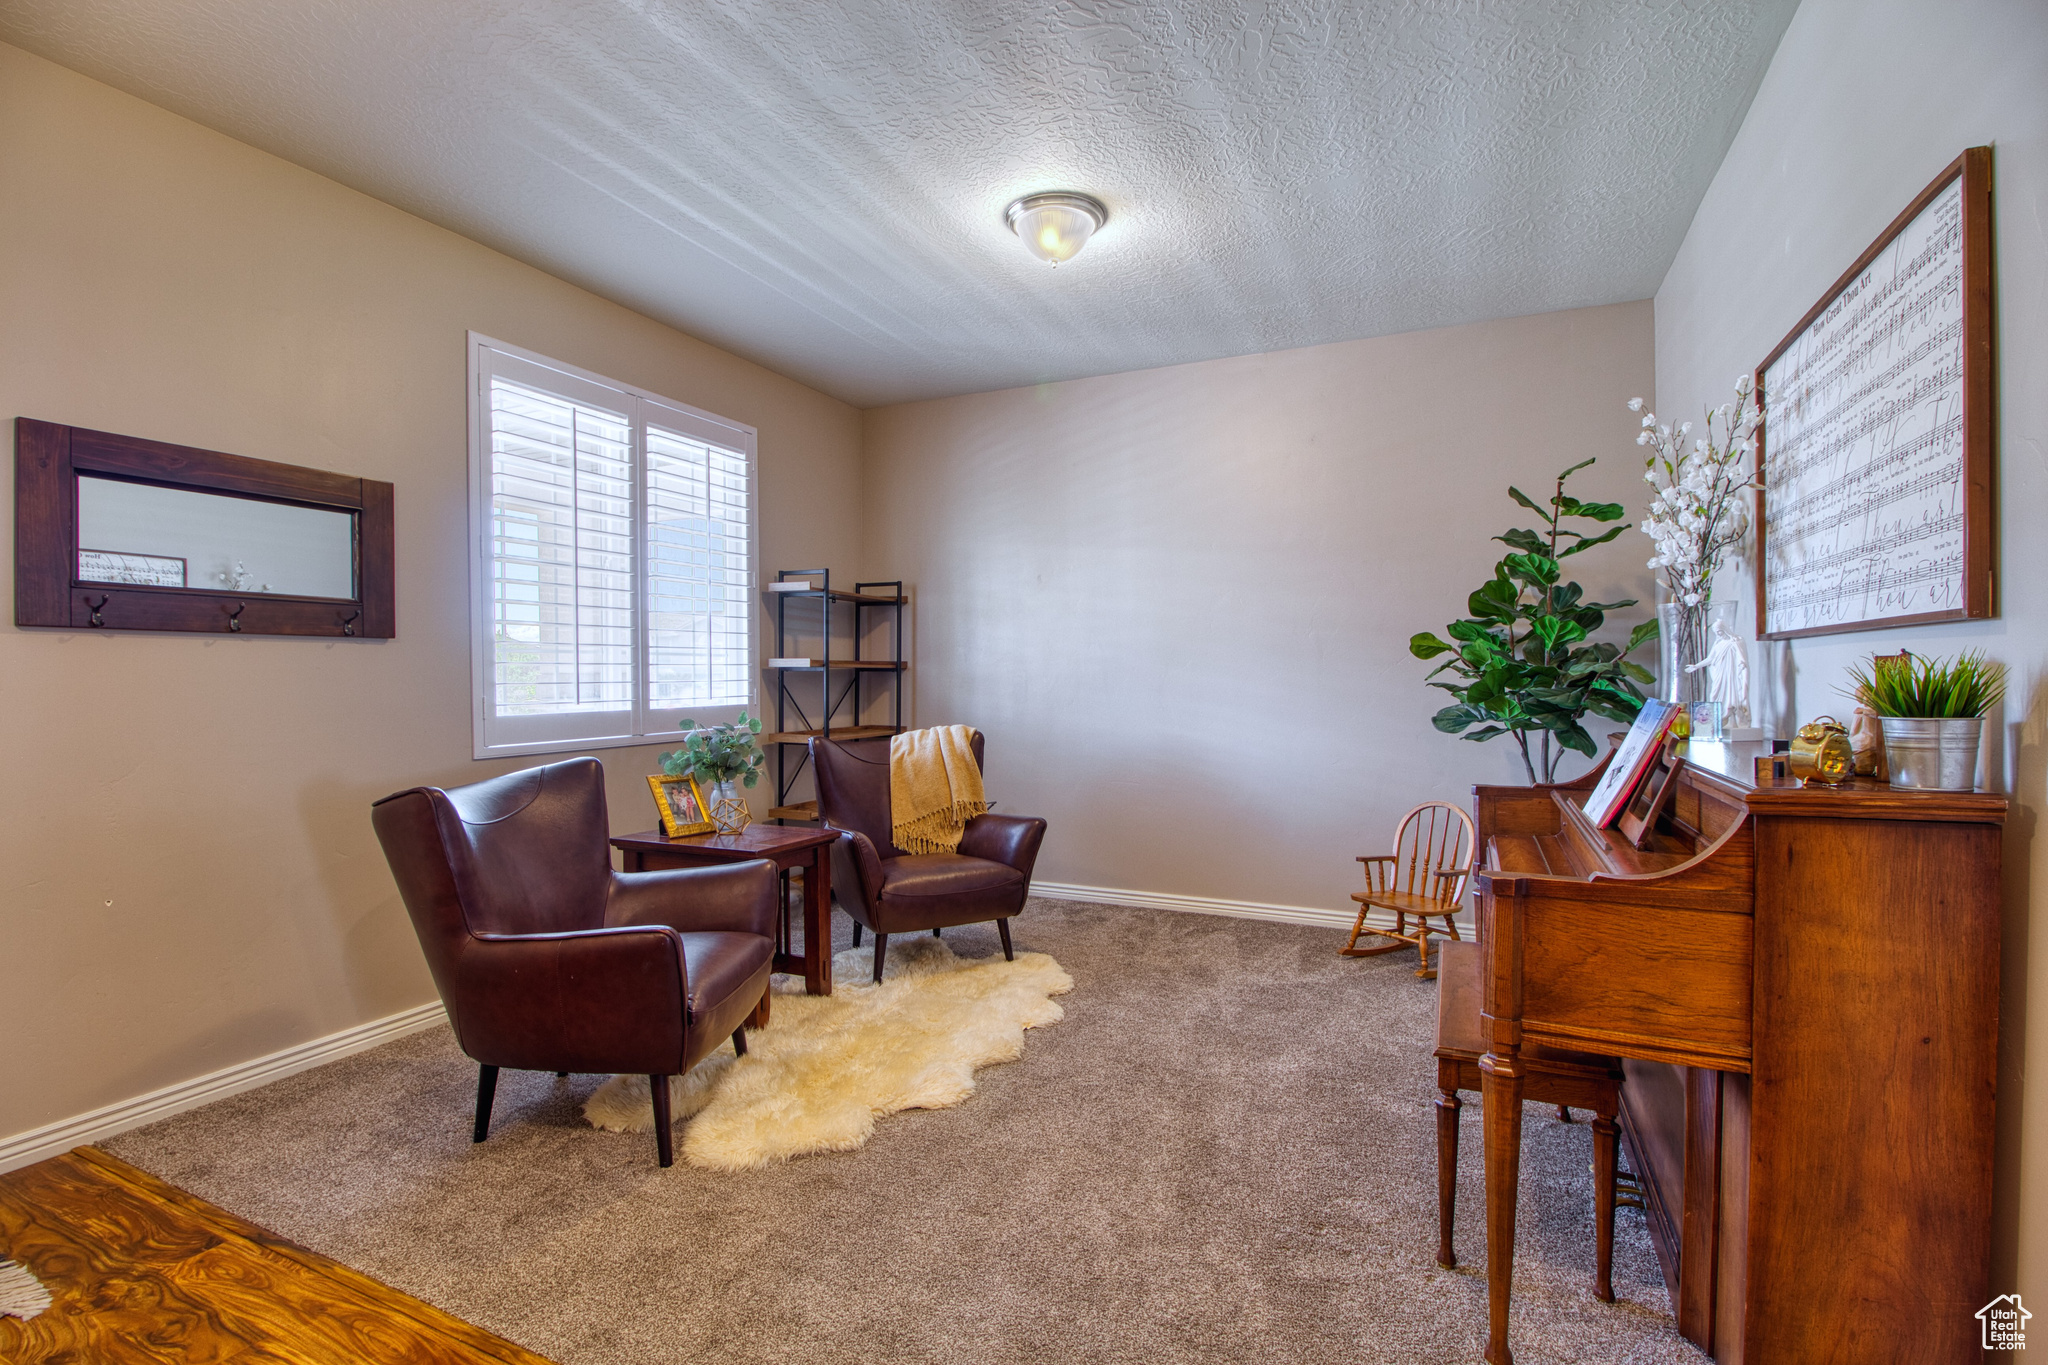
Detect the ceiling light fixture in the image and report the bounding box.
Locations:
[1005,192,1108,266]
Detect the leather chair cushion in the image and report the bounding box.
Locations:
[869,854,1028,932]
[879,854,1022,899]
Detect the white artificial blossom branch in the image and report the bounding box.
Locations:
[1627,376,1760,608]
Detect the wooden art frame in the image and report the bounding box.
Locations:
[648,774,713,837]
[1754,147,1995,640]
[14,418,395,638]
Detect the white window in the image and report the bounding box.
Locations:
[468,334,756,759]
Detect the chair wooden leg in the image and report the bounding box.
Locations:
[1415,928,1436,979]
[1592,1113,1618,1303]
[872,932,889,983]
[731,1026,748,1057]
[852,922,862,947]
[1340,905,1408,957]
[472,1064,499,1144]
[651,1074,674,1168]
[1436,1083,1462,1268]
[1557,1105,1574,1122]
[997,917,1014,961]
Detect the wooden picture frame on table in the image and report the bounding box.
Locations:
[648,775,713,837]
[1753,147,1995,641]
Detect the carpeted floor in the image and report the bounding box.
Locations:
[106,901,1707,1365]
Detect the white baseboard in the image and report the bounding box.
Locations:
[1030,879,1471,935]
[0,1000,448,1175]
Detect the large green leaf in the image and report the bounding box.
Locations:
[1627,618,1661,652]
[1410,631,1454,659]
[1558,523,1627,555]
[1555,495,1625,523]
[1531,616,1588,651]
[1508,486,1551,518]
[1494,527,1548,554]
[1503,552,1560,587]
[1433,704,1489,734]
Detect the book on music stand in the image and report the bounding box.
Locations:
[1582,699,1680,828]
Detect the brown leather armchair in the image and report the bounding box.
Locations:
[371,757,777,1167]
[811,731,1047,982]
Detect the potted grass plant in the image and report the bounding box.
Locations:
[1844,650,2005,791]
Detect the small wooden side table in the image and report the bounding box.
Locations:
[611,825,839,996]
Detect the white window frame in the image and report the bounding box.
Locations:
[467,332,759,760]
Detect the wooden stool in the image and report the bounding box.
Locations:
[1433,940,1626,1301]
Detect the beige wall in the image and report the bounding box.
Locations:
[1652,0,2048,1301]
[0,43,861,1145]
[862,301,1657,912]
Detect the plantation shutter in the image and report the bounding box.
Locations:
[472,341,755,757]
[645,404,754,711]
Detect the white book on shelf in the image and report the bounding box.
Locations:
[769,581,817,593]
[767,657,818,668]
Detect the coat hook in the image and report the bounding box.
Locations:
[85,595,109,628]
[339,610,360,637]
[227,602,246,633]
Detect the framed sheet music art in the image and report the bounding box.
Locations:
[1754,147,1995,640]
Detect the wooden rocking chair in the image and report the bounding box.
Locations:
[1340,801,1475,978]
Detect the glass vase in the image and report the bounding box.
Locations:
[1658,599,1737,741]
[708,779,751,835]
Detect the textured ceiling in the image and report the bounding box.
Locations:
[0,1,1797,406]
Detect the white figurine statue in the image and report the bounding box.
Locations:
[1684,617,1751,729]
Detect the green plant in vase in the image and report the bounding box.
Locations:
[1411,459,1658,784]
[663,713,766,831]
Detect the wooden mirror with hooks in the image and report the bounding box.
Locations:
[14,418,394,639]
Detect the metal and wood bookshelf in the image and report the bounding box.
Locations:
[763,568,905,821]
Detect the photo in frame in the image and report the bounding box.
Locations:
[648,774,713,837]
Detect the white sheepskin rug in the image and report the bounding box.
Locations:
[582,936,1073,1171]
[0,1258,51,1320]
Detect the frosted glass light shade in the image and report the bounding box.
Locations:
[1005,192,1108,266]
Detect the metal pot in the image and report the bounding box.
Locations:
[1880,716,1983,791]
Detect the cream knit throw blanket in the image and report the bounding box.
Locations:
[890,725,988,854]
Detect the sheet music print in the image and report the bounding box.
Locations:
[1763,176,1966,633]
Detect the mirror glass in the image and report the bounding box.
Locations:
[76,475,357,598]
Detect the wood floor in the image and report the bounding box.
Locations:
[0,1146,555,1364]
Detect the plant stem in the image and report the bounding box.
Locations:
[1515,731,1538,785]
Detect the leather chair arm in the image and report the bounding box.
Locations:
[827,828,887,919]
[458,926,690,1073]
[603,859,779,938]
[958,813,1047,878]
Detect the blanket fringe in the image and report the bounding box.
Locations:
[893,799,990,854]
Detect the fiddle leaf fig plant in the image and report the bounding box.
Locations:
[1410,458,1658,784]
[662,712,767,789]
